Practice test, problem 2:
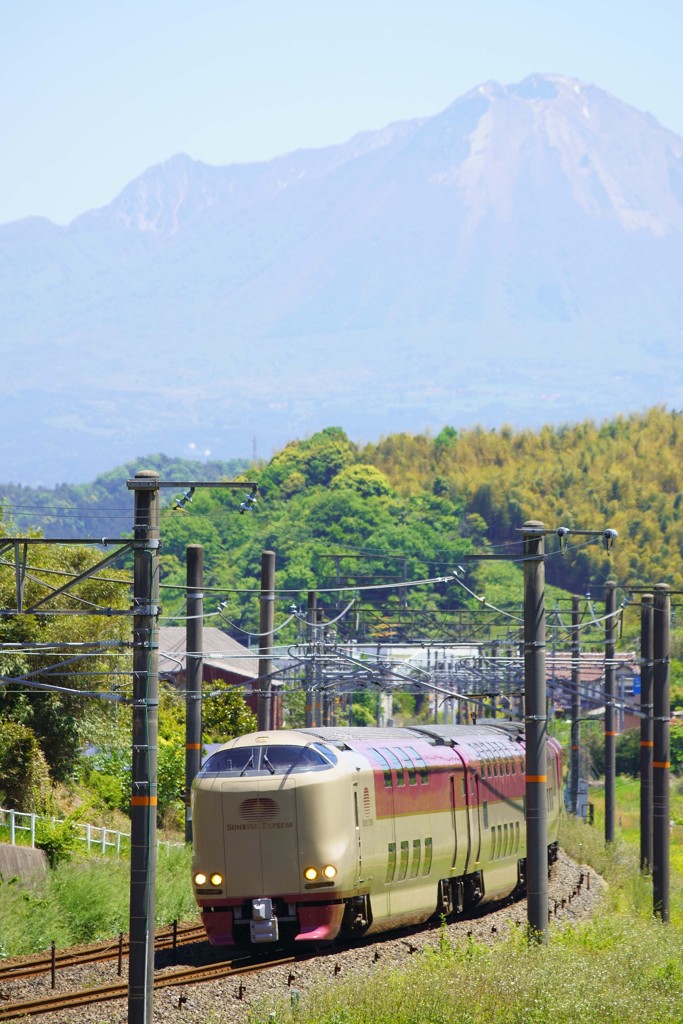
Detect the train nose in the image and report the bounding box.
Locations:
[221,779,300,895]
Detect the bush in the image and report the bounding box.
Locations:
[35,812,81,869]
[0,721,50,811]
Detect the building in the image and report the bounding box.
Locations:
[158,626,259,713]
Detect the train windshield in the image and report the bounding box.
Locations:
[199,742,337,777]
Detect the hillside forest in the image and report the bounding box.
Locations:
[1,407,683,824]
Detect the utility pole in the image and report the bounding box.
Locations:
[522,521,548,942]
[257,550,275,731]
[305,592,316,727]
[640,593,654,872]
[570,595,581,815]
[127,471,161,1024]
[652,583,670,921]
[185,545,203,843]
[604,580,617,845]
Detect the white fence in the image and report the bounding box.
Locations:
[0,808,177,857]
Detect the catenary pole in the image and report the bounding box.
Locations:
[185,545,203,843]
[305,592,316,727]
[570,595,581,815]
[257,550,275,730]
[640,593,654,872]
[127,471,161,1024]
[652,583,670,921]
[522,521,548,941]
[604,580,617,844]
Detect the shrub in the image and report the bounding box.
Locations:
[0,721,50,811]
[35,811,81,869]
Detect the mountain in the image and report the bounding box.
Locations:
[2,73,683,485]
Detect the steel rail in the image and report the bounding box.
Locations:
[0,923,205,982]
[0,953,298,1020]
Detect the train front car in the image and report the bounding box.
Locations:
[191,730,363,948]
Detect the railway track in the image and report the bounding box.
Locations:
[0,952,299,1020]
[0,922,206,983]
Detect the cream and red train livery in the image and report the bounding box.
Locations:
[191,723,562,948]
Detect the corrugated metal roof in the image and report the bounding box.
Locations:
[158,626,258,680]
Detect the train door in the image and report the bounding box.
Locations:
[465,768,482,867]
[352,782,363,886]
[449,775,460,871]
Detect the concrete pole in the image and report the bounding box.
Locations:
[570,596,581,815]
[604,581,617,844]
[522,521,548,942]
[185,545,203,843]
[127,471,160,1024]
[640,593,654,873]
[305,592,316,727]
[257,551,275,731]
[652,583,670,921]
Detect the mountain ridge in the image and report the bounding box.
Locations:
[2,73,683,485]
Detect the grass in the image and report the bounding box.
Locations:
[0,843,196,957]
[586,775,683,886]
[251,913,683,1024]
[246,814,683,1024]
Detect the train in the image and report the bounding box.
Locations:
[190,722,562,948]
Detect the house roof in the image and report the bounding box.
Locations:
[158,626,259,681]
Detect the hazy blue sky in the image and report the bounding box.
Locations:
[2,0,681,225]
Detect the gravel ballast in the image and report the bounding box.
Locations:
[0,851,606,1024]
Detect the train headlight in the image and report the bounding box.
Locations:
[194,872,207,886]
[303,866,318,881]
[210,873,224,887]
[322,864,337,879]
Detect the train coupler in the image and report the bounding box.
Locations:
[250,898,279,943]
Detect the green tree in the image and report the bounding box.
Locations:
[0,523,131,783]
[0,721,50,811]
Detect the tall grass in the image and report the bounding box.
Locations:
[248,817,683,1024]
[254,914,683,1024]
[0,845,196,957]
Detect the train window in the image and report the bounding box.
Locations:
[491,825,497,860]
[482,801,489,829]
[504,823,509,856]
[423,837,433,876]
[515,822,520,853]
[199,747,254,775]
[410,840,421,878]
[386,844,396,883]
[311,743,338,766]
[380,747,405,787]
[395,748,416,786]
[199,744,334,777]
[404,746,429,784]
[505,760,510,776]
[370,748,393,789]
[398,841,409,881]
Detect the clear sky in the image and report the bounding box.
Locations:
[2,0,681,226]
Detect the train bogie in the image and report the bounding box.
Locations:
[191,724,562,948]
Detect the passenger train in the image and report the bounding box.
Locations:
[191,723,562,948]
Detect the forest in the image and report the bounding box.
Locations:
[2,406,683,821]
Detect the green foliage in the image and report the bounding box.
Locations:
[0,720,50,811]
[0,453,251,537]
[35,811,82,869]
[0,524,131,782]
[201,682,258,741]
[0,845,196,955]
[364,407,683,623]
